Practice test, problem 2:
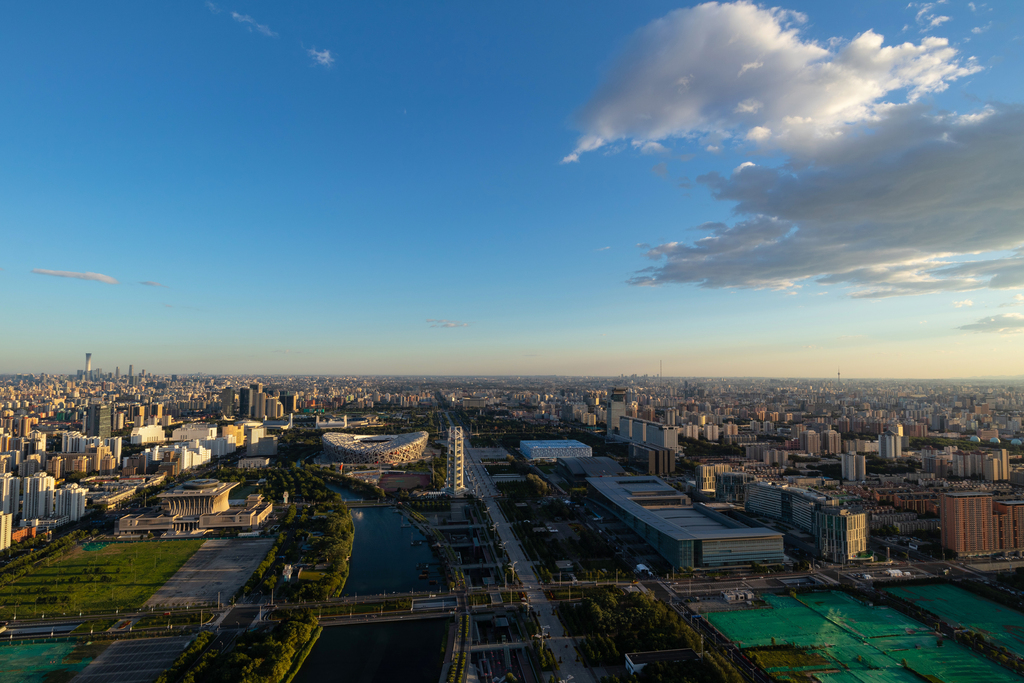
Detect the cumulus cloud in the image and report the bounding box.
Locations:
[32,269,118,284]
[952,299,973,307]
[140,281,167,288]
[308,47,335,67]
[231,11,276,37]
[426,319,469,328]
[563,1,979,161]
[958,313,1024,334]
[562,2,1023,299]
[1000,294,1024,308]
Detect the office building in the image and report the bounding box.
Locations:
[587,476,784,569]
[238,387,251,418]
[607,388,627,434]
[746,481,868,561]
[628,443,675,476]
[220,388,235,417]
[697,464,731,494]
[116,479,272,536]
[519,440,592,460]
[85,403,111,439]
[715,471,756,504]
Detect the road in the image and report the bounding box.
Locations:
[448,411,597,683]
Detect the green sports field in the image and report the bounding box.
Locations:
[0,540,205,619]
[708,591,1020,683]
[887,583,1024,658]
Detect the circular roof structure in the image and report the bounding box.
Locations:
[969,435,981,443]
[322,431,429,465]
[1012,439,1023,446]
[990,437,1001,444]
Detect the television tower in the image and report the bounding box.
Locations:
[446,426,466,495]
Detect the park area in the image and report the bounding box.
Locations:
[887,583,1024,658]
[0,540,204,618]
[708,591,1021,683]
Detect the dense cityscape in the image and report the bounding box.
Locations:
[4,0,1023,681]
[0,359,1023,681]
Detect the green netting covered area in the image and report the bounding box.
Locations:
[887,584,1024,658]
[0,642,95,683]
[707,592,1020,683]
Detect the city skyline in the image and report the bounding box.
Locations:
[2,1,1022,377]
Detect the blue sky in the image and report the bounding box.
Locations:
[1,1,1022,377]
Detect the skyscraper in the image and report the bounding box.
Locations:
[220,388,235,417]
[607,387,627,435]
[85,352,92,381]
[86,404,112,439]
[239,388,251,418]
[879,430,902,460]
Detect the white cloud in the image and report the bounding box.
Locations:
[32,269,118,284]
[958,313,1024,334]
[596,246,611,251]
[308,47,335,67]
[205,1,220,14]
[972,23,992,34]
[1000,294,1024,308]
[426,319,469,328]
[632,140,668,155]
[952,299,973,307]
[562,1,979,161]
[911,3,951,32]
[230,11,276,37]
[140,281,168,288]
[629,105,1024,296]
[733,161,756,174]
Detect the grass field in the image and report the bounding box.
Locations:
[72,619,117,633]
[0,540,205,618]
[135,611,214,628]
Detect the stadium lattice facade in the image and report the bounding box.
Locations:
[321,431,429,465]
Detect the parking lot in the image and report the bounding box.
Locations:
[71,636,192,683]
[145,538,274,607]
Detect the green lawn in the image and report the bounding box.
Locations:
[0,540,205,619]
[72,619,116,633]
[135,611,214,628]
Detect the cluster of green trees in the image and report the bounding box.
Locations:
[0,530,89,589]
[286,509,354,601]
[242,530,288,596]
[562,590,742,683]
[496,476,548,498]
[154,631,215,683]
[601,660,736,683]
[178,610,321,683]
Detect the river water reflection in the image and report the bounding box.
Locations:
[294,619,448,683]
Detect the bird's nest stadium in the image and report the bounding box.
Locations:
[321,431,429,465]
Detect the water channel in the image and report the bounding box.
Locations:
[294,618,448,683]
[295,488,449,682]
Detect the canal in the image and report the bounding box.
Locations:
[343,506,442,595]
[294,618,448,683]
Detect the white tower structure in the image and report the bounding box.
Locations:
[0,473,20,516]
[446,426,466,495]
[22,472,55,520]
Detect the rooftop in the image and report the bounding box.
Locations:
[588,476,781,542]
